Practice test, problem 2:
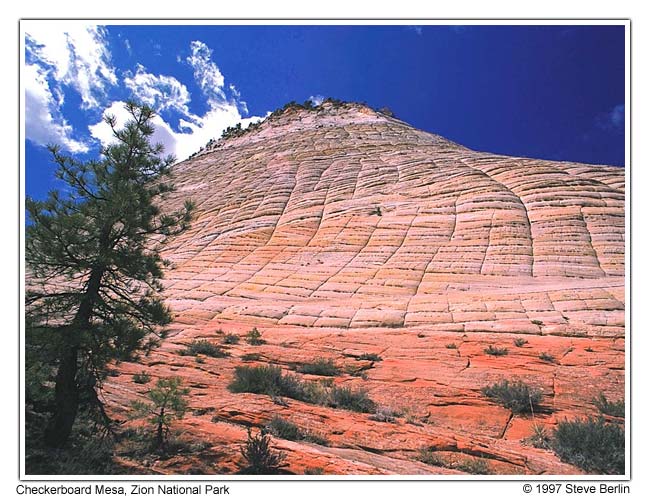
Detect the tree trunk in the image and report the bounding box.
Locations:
[156,408,165,450]
[43,344,79,447]
[43,263,106,448]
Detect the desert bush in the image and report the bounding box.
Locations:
[241,353,262,361]
[377,106,395,117]
[222,333,240,345]
[593,393,625,418]
[484,345,509,356]
[523,424,552,449]
[246,327,265,345]
[304,466,325,475]
[358,353,383,361]
[551,417,624,474]
[239,429,287,474]
[418,448,448,467]
[481,379,542,414]
[297,358,341,376]
[457,458,492,475]
[445,343,457,349]
[229,364,375,413]
[265,416,328,445]
[328,386,376,413]
[265,416,302,441]
[539,352,556,363]
[514,338,528,347]
[132,371,151,384]
[369,406,401,423]
[179,340,228,358]
[228,365,310,401]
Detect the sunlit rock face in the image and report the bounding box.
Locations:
[104,102,625,475]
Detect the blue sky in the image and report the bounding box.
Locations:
[24,23,625,201]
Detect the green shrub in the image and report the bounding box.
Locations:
[358,353,383,361]
[239,429,287,474]
[551,417,624,474]
[523,424,552,449]
[484,345,508,356]
[329,386,376,413]
[246,327,265,345]
[457,458,492,475]
[369,406,401,423]
[514,338,528,347]
[265,416,302,441]
[228,365,311,401]
[445,343,457,349]
[241,353,262,361]
[130,377,190,450]
[304,466,325,475]
[265,416,328,445]
[418,448,448,467]
[539,352,556,363]
[297,358,341,376]
[593,393,625,418]
[481,379,542,414]
[228,364,375,413]
[222,333,240,345]
[179,340,228,358]
[132,371,151,384]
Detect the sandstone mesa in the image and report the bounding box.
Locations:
[102,101,625,475]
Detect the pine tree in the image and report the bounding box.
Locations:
[25,101,194,447]
[130,377,189,450]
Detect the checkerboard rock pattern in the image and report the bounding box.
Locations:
[105,102,625,475]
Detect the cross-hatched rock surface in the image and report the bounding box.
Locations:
[104,102,625,475]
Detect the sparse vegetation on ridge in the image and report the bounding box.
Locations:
[297,358,341,376]
[246,327,265,346]
[222,333,240,345]
[132,371,151,384]
[264,415,329,445]
[239,428,288,475]
[358,352,383,361]
[188,97,398,159]
[593,393,625,418]
[550,417,624,474]
[484,345,509,356]
[539,352,556,363]
[481,379,542,414]
[228,364,376,413]
[179,340,228,358]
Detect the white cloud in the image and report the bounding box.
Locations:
[89,39,266,162]
[309,95,325,106]
[26,32,267,162]
[25,24,116,110]
[186,40,226,105]
[124,64,192,114]
[89,101,265,162]
[24,63,88,153]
